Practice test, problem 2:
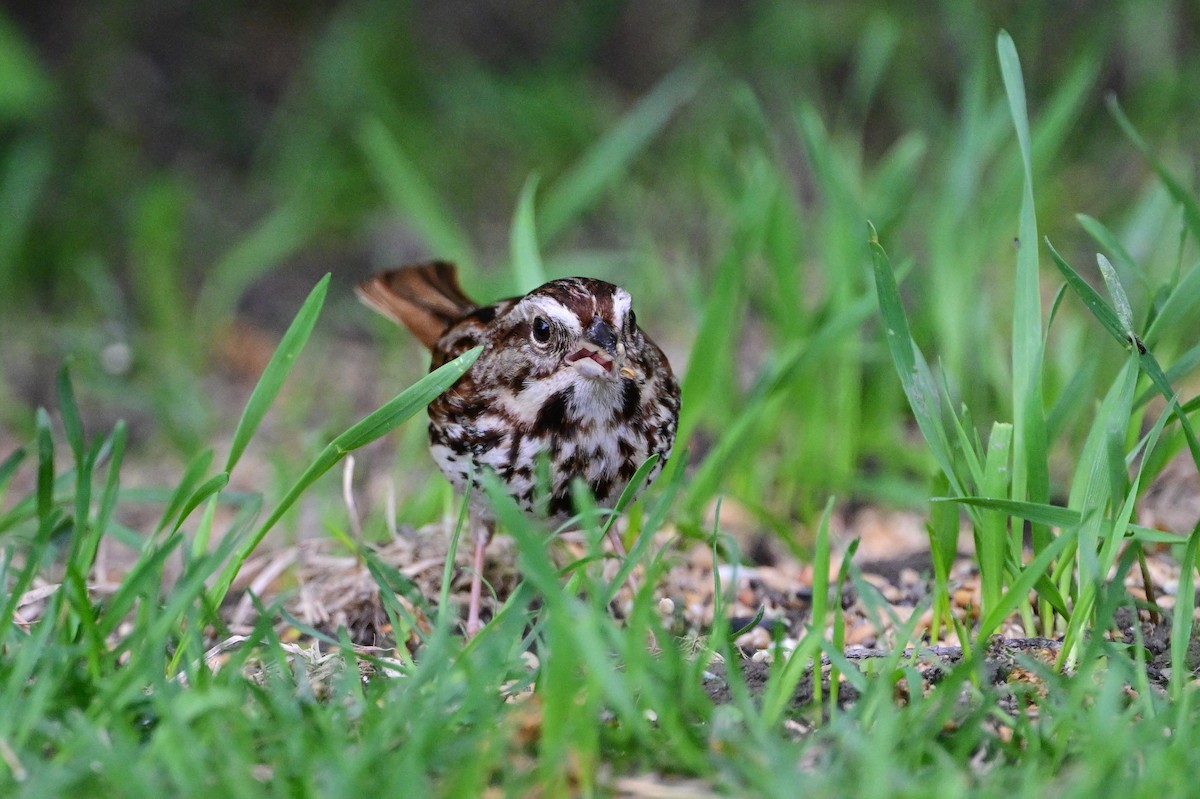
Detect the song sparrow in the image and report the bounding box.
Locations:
[357,262,681,635]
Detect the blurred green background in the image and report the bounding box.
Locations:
[1,0,1197,534]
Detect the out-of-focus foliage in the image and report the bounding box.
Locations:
[1,0,1197,516]
[3,1,1195,311]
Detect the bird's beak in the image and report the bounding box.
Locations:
[585,317,618,357]
[565,317,621,379]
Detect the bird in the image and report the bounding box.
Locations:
[357,261,680,635]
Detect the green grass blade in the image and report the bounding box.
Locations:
[597,455,664,601]
[95,534,184,639]
[224,274,330,473]
[509,172,547,293]
[1135,338,1200,408]
[34,407,54,527]
[56,366,84,464]
[675,227,749,446]
[0,136,52,291]
[154,449,214,536]
[1051,240,1200,466]
[86,421,126,571]
[1144,261,1200,348]
[1096,254,1135,339]
[1138,352,1200,468]
[1127,525,1195,544]
[977,422,1013,614]
[998,30,1050,539]
[1045,240,1138,348]
[1047,357,1098,442]
[435,485,472,635]
[977,527,1077,640]
[828,536,862,713]
[1170,521,1200,701]
[539,61,707,241]
[869,224,963,495]
[761,498,834,726]
[940,496,1080,529]
[358,117,476,273]
[190,493,221,560]
[1101,396,1173,574]
[601,453,659,540]
[1077,213,1150,293]
[681,291,876,514]
[926,473,958,643]
[170,473,230,535]
[809,495,834,706]
[130,179,191,362]
[1107,95,1200,244]
[194,201,316,335]
[209,345,481,607]
[0,446,25,497]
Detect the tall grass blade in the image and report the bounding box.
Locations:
[56,366,84,464]
[0,447,24,496]
[509,173,547,293]
[1144,260,1200,348]
[598,454,663,603]
[939,497,1080,530]
[1045,240,1133,346]
[170,473,230,536]
[1077,213,1150,292]
[761,499,834,726]
[926,473,958,643]
[86,421,126,571]
[681,292,875,514]
[997,30,1050,549]
[0,137,51,292]
[1107,96,1200,244]
[1170,521,1200,701]
[977,422,1012,615]
[154,449,214,535]
[1136,339,1200,408]
[358,117,475,273]
[130,179,191,361]
[1096,254,1135,338]
[675,216,752,445]
[34,408,53,527]
[869,224,962,495]
[224,274,330,473]
[539,61,707,241]
[1047,240,1200,465]
[977,528,1077,640]
[209,345,481,607]
[809,496,834,706]
[194,202,315,335]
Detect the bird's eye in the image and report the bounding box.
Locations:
[532,316,552,343]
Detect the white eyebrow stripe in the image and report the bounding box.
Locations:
[523,296,583,333]
[611,289,632,327]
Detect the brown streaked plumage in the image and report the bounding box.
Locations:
[357,262,681,636]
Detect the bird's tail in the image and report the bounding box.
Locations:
[356,261,477,350]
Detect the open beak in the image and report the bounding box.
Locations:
[565,317,620,379]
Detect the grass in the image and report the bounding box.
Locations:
[3,5,1200,797]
